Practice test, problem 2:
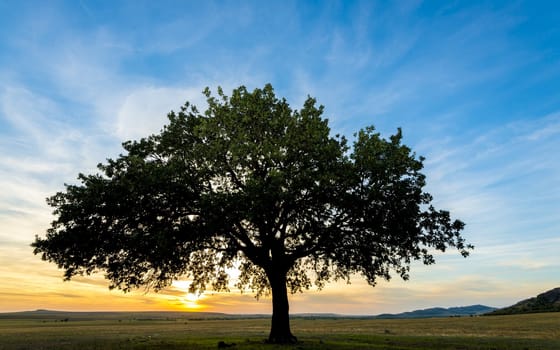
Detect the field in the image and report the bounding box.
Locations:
[0,312,559,349]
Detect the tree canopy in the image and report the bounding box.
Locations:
[33,84,471,343]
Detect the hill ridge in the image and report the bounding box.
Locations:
[487,287,560,315]
[374,304,496,319]
[1,305,497,320]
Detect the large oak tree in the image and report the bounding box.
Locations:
[33,84,471,343]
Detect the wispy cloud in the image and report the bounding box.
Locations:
[419,110,560,237]
[115,86,205,141]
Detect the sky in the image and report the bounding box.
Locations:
[0,0,559,315]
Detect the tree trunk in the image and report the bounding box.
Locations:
[267,269,297,344]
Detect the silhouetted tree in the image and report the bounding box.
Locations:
[32,84,472,343]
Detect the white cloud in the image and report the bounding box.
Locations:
[521,112,560,141]
[420,110,560,232]
[114,86,207,141]
[1,87,60,142]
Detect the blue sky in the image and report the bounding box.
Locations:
[0,1,559,314]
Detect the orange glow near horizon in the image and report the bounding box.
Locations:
[1,250,553,315]
[171,280,206,311]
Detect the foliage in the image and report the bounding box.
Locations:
[32,84,472,342]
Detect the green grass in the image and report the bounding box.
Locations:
[0,312,558,349]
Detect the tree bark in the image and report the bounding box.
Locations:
[266,268,297,344]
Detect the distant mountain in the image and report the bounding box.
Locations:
[0,310,233,321]
[291,313,341,318]
[0,305,501,321]
[374,305,497,319]
[486,287,560,315]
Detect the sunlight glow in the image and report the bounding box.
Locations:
[172,280,206,310]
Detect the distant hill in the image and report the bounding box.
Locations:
[374,305,496,319]
[0,310,237,321]
[0,305,499,321]
[486,287,560,315]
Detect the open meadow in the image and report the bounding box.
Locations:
[0,312,559,349]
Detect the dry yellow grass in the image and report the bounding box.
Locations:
[0,311,558,349]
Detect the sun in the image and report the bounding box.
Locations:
[181,293,203,309]
[171,280,206,310]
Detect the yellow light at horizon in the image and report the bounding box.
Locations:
[172,280,206,310]
[181,293,204,310]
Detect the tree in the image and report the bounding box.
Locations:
[32,84,472,343]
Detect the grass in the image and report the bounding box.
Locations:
[0,312,558,349]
